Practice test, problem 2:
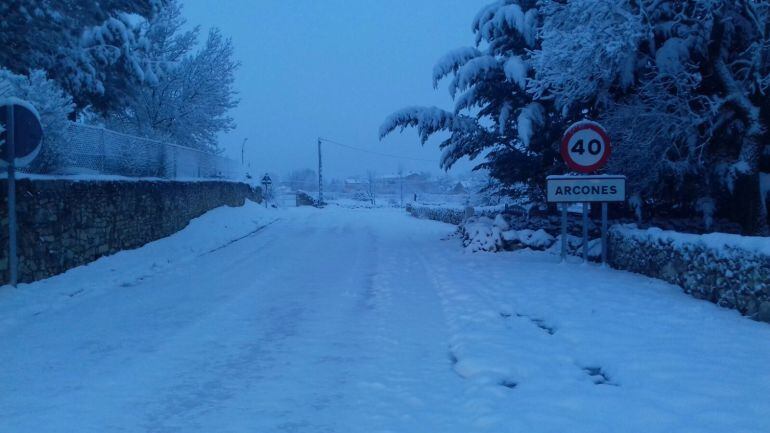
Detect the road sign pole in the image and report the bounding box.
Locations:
[0,100,43,287]
[601,202,608,266]
[7,104,18,287]
[317,138,323,206]
[560,203,568,262]
[582,202,589,264]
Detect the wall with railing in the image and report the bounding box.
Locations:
[0,178,261,285]
[24,123,242,180]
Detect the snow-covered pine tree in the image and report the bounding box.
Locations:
[0,0,158,115]
[529,0,769,233]
[380,1,561,202]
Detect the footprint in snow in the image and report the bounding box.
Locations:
[499,312,557,335]
[582,366,618,386]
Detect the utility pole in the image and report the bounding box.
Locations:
[399,166,404,208]
[317,138,324,206]
[368,171,376,206]
[241,138,248,165]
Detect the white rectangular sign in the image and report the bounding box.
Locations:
[547,175,626,203]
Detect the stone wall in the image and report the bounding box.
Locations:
[608,226,770,323]
[406,203,525,226]
[407,204,770,323]
[0,179,261,285]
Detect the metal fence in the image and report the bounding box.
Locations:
[25,123,242,179]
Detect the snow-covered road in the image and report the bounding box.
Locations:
[2,204,769,433]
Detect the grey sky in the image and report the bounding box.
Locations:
[181,0,489,179]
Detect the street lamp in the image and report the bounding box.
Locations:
[261,173,273,208]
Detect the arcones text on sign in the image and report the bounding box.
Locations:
[546,175,626,203]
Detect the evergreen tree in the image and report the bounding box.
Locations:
[380,1,561,202]
[383,0,769,233]
[530,0,769,233]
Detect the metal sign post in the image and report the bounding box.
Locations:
[1,99,44,287]
[582,203,589,263]
[261,174,273,208]
[317,138,323,206]
[6,105,17,286]
[601,202,609,265]
[560,203,568,262]
[548,176,625,264]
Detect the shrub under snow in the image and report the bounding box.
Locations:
[462,217,504,253]
[460,215,556,253]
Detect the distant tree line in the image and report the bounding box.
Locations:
[0,0,238,155]
[381,0,770,235]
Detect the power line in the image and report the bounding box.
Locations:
[318,137,439,163]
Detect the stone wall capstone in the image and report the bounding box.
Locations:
[0,179,262,285]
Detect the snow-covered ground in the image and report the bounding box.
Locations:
[1,204,769,433]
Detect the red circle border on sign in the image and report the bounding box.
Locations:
[560,122,612,174]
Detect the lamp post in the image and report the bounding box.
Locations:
[261,173,273,208]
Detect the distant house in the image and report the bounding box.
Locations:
[451,182,467,195]
[341,172,439,195]
[404,172,427,183]
[372,172,432,194]
[343,178,367,193]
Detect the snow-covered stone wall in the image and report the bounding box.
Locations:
[608,226,770,323]
[0,179,262,285]
[406,203,516,225]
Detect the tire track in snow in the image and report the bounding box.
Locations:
[341,220,473,433]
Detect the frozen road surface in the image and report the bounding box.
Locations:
[2,203,769,433]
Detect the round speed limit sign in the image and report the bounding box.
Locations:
[560,121,611,173]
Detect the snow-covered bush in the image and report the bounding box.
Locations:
[493,214,509,231]
[460,214,556,253]
[502,228,555,251]
[608,225,770,322]
[462,217,505,253]
[295,190,316,207]
[0,69,74,170]
[545,234,596,258]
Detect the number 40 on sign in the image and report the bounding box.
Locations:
[560,120,612,174]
